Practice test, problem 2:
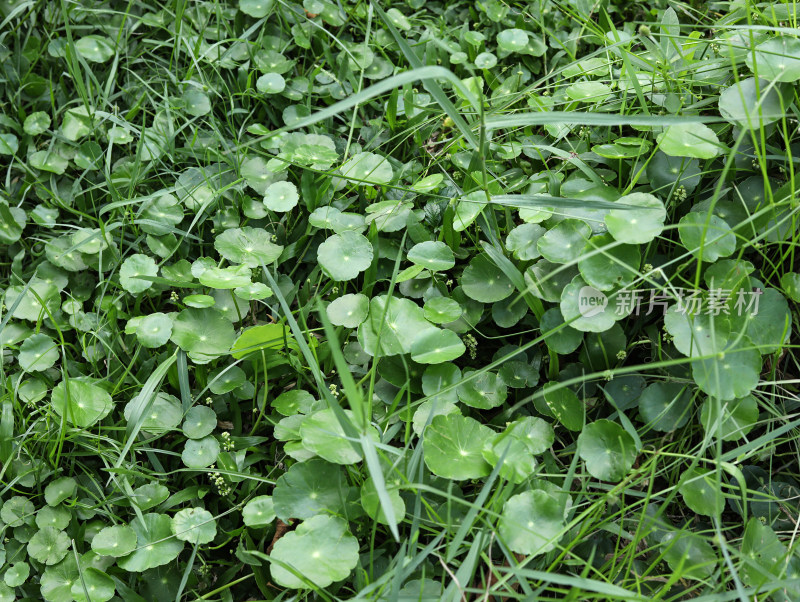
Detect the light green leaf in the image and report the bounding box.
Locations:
[499,490,567,556]
[423,414,494,480]
[605,193,666,245]
[242,496,276,527]
[270,515,359,589]
[172,508,216,544]
[117,513,184,572]
[52,380,112,428]
[657,123,721,159]
[318,231,373,281]
[577,419,637,481]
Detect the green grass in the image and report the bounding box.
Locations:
[1,0,800,600]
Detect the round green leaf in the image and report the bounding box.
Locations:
[117,513,184,572]
[24,111,51,135]
[124,392,182,434]
[272,390,322,416]
[605,193,666,244]
[61,109,92,143]
[214,226,284,268]
[412,399,460,436]
[183,294,215,308]
[506,223,545,261]
[18,333,59,372]
[4,562,29,587]
[273,459,351,520]
[453,190,488,232]
[317,231,374,281]
[638,382,692,431]
[578,234,640,291]
[577,419,637,482]
[52,380,112,428]
[423,414,494,480]
[91,525,137,558]
[540,307,583,354]
[423,297,462,324]
[498,490,567,556]
[481,429,536,484]
[170,308,235,363]
[744,288,791,354]
[264,181,299,212]
[182,406,217,439]
[209,366,246,394]
[0,133,19,156]
[28,527,70,565]
[679,467,723,516]
[780,272,800,302]
[699,395,758,441]
[172,508,216,544]
[75,36,115,62]
[691,340,761,400]
[678,213,736,262]
[421,363,461,405]
[70,568,115,602]
[235,282,273,300]
[182,89,211,117]
[560,276,617,333]
[326,294,369,328]
[29,150,68,174]
[308,206,365,233]
[45,477,77,506]
[656,123,721,159]
[407,241,455,271]
[664,306,730,357]
[242,496,276,527]
[300,409,377,464]
[270,515,359,589]
[542,383,584,431]
[240,0,272,17]
[136,313,172,348]
[718,77,785,128]
[746,37,800,82]
[661,531,717,580]
[181,436,220,469]
[338,152,393,185]
[565,81,611,102]
[461,254,514,303]
[497,28,528,52]
[410,328,466,364]
[257,72,286,94]
[120,254,158,294]
[457,370,507,409]
[231,323,293,359]
[40,556,79,602]
[537,219,591,264]
[1,496,35,527]
[474,52,497,69]
[36,506,70,530]
[198,264,252,289]
[360,477,405,525]
[131,483,170,511]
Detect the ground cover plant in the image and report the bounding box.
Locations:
[1,0,800,599]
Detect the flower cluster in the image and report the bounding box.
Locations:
[207,466,232,496]
[463,334,478,360]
